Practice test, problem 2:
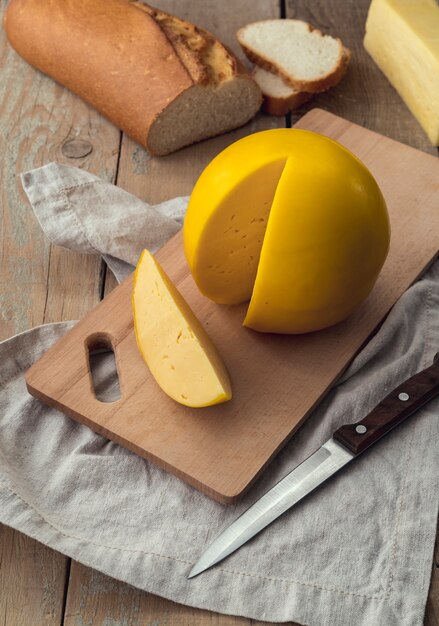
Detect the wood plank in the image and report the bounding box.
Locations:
[0,525,68,626]
[0,0,122,622]
[64,562,300,626]
[0,31,120,335]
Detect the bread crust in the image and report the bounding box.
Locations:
[238,21,351,94]
[136,3,240,85]
[4,0,261,155]
[261,89,313,116]
[132,1,211,84]
[251,67,313,115]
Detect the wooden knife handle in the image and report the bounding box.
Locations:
[333,355,439,455]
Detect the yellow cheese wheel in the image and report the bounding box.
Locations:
[132,250,232,407]
[184,129,390,334]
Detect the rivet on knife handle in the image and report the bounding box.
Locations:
[333,355,439,455]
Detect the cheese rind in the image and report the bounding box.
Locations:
[364,0,439,145]
[243,138,390,333]
[132,250,231,407]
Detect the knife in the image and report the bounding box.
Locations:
[188,354,439,578]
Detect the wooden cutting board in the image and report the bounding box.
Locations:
[25,109,439,504]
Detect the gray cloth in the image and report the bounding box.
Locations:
[0,163,437,626]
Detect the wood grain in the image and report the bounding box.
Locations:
[0,525,68,626]
[64,562,299,626]
[0,4,121,336]
[0,0,121,622]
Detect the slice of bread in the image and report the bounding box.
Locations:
[4,0,262,156]
[252,67,313,115]
[237,19,350,93]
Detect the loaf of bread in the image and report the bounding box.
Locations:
[4,0,262,155]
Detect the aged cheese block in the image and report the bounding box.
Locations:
[132,250,232,407]
[364,0,439,145]
[184,129,390,334]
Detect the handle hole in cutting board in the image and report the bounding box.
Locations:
[86,333,121,403]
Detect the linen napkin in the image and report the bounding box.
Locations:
[0,163,437,626]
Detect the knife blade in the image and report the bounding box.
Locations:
[188,354,439,578]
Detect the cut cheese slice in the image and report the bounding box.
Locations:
[184,158,286,304]
[132,250,232,407]
[364,0,439,145]
[184,130,302,304]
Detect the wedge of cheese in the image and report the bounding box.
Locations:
[184,129,390,334]
[132,250,232,407]
[364,0,439,145]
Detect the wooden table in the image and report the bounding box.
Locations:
[0,0,437,624]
